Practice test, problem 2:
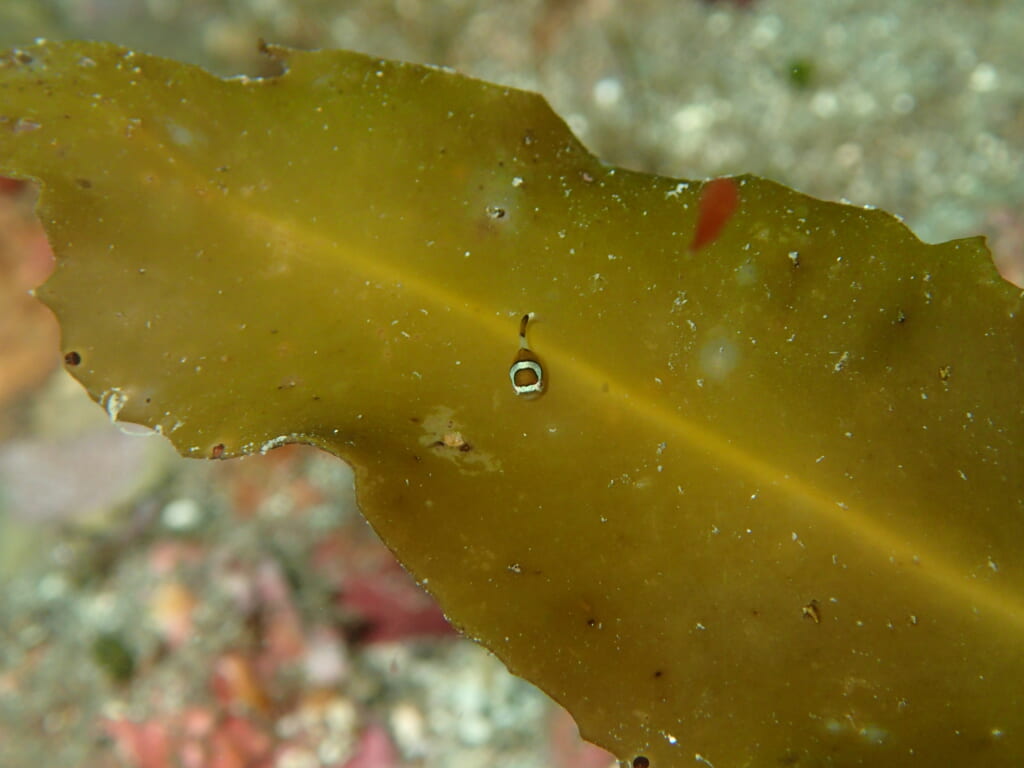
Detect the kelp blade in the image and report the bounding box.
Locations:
[2,41,1023,767]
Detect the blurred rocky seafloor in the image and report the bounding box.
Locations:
[0,1,1021,767]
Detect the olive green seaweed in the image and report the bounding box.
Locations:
[2,40,1022,767]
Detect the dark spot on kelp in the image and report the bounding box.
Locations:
[75,178,92,189]
[211,443,225,459]
[64,350,81,366]
[633,757,650,768]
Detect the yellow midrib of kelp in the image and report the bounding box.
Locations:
[2,40,1023,767]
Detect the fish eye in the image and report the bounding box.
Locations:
[510,313,544,398]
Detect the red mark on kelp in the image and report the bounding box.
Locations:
[689,177,740,252]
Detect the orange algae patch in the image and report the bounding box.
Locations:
[690,176,740,251]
